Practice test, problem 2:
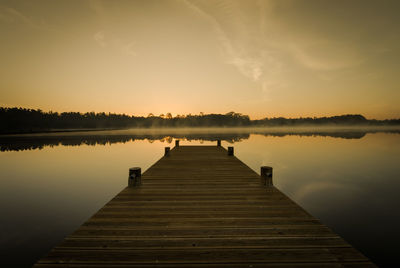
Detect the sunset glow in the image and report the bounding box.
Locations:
[1,0,399,119]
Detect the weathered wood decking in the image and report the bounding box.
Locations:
[35,145,375,267]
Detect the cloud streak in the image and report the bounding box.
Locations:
[182,0,283,94]
[288,42,365,71]
[93,30,136,57]
[0,6,54,32]
[94,31,107,47]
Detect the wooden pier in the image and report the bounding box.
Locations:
[35,144,375,267]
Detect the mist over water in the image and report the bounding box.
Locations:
[1,126,399,151]
[0,128,399,267]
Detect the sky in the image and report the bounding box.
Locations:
[0,0,399,119]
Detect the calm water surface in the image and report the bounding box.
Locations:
[1,129,399,267]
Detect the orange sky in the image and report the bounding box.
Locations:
[0,0,399,119]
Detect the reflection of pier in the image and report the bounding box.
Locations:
[35,143,375,267]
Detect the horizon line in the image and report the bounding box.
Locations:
[2,106,400,121]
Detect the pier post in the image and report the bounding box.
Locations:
[175,140,180,147]
[217,140,221,146]
[228,146,234,156]
[260,166,273,186]
[165,147,170,156]
[128,167,141,187]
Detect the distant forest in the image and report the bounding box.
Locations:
[1,107,400,134]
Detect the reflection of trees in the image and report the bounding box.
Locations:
[0,133,249,152]
[1,129,399,152]
[260,132,367,139]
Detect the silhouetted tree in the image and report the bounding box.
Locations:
[0,107,399,134]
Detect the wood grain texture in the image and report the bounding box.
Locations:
[34,145,375,267]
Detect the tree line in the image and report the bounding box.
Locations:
[1,107,399,134]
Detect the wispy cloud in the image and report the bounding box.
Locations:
[89,0,137,57]
[182,0,369,100]
[0,6,35,26]
[88,0,104,15]
[0,6,54,31]
[181,0,283,94]
[228,57,263,81]
[114,39,136,56]
[88,0,108,25]
[94,31,107,47]
[288,42,365,71]
[93,30,136,56]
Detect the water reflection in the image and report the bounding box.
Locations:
[1,127,399,151]
[0,130,399,267]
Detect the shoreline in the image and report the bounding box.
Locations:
[2,125,400,137]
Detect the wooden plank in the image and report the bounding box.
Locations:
[71,226,335,237]
[58,236,350,249]
[34,262,377,268]
[39,248,368,263]
[34,145,375,267]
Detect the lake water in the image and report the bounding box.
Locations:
[1,128,400,267]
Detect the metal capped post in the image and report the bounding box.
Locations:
[228,146,234,156]
[261,166,273,186]
[217,140,221,146]
[165,147,170,156]
[128,167,141,187]
[175,140,180,147]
